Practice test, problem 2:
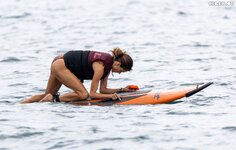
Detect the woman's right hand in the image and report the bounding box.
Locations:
[111,93,122,101]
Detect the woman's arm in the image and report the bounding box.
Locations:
[89,61,117,99]
[99,72,134,94]
[99,75,123,94]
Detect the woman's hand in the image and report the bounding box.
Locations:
[119,85,138,92]
[111,93,122,101]
[120,87,132,92]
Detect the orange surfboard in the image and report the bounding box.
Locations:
[70,82,213,106]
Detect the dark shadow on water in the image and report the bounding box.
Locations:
[222,126,236,131]
[2,12,31,19]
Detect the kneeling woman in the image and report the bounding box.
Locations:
[21,48,133,103]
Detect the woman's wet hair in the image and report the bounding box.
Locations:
[111,47,133,71]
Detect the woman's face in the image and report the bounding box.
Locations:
[112,61,126,74]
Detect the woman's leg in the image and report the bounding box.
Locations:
[20,93,46,104]
[20,57,63,104]
[38,74,62,102]
[41,59,89,102]
[20,74,62,103]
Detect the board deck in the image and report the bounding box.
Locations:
[70,82,213,106]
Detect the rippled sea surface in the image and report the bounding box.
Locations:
[1,0,236,149]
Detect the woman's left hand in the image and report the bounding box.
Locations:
[120,86,136,92]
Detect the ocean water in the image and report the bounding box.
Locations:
[0,0,236,149]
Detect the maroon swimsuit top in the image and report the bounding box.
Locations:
[87,51,113,79]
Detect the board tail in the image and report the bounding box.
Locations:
[185,82,213,97]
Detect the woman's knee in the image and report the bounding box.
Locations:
[81,92,89,99]
[76,91,89,99]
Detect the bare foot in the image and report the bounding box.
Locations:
[39,94,53,102]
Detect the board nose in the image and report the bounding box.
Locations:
[185,82,213,97]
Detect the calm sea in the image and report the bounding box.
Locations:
[0,0,235,149]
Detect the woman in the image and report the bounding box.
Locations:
[21,47,133,103]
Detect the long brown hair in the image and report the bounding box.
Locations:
[111,47,133,71]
